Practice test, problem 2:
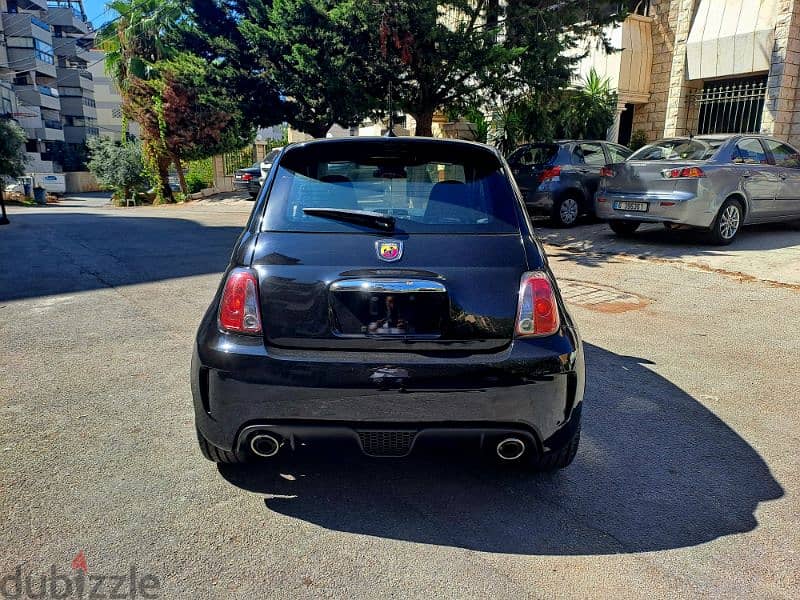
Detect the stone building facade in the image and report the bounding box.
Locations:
[590,0,800,147]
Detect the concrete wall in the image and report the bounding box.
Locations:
[761,0,800,145]
[64,171,101,193]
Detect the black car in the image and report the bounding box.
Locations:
[232,162,262,199]
[508,140,632,226]
[192,137,584,471]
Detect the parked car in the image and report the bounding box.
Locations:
[233,162,262,199]
[507,140,632,227]
[192,137,584,471]
[595,135,800,244]
[259,147,284,184]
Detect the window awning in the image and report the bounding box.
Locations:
[686,0,777,80]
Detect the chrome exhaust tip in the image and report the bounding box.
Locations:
[250,433,281,458]
[496,437,526,461]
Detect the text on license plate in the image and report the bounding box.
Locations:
[613,201,648,212]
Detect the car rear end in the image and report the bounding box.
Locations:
[596,138,723,228]
[233,164,262,197]
[192,138,584,469]
[508,142,564,213]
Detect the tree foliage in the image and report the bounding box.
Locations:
[557,69,618,140]
[0,119,27,180]
[87,136,149,201]
[100,0,252,202]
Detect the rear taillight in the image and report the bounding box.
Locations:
[515,272,560,337]
[661,166,704,179]
[242,173,253,181]
[218,268,262,334]
[600,166,615,178]
[538,166,561,182]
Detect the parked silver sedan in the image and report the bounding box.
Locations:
[595,135,800,244]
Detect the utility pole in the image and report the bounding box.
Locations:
[386,82,397,137]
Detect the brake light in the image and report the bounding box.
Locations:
[538,166,561,182]
[218,268,262,334]
[516,272,560,337]
[661,166,704,179]
[242,173,253,181]
[600,166,615,178]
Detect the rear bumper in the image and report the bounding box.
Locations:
[233,181,260,194]
[525,191,555,214]
[191,327,584,456]
[595,190,715,228]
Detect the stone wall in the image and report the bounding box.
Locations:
[761,0,800,146]
[631,0,678,141]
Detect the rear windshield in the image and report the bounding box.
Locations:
[629,139,720,161]
[263,149,281,163]
[508,144,559,166]
[261,141,520,234]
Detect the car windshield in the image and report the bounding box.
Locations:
[508,143,559,166]
[629,139,720,161]
[261,141,520,234]
[264,149,281,163]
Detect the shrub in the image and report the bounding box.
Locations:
[87,137,149,201]
[185,158,214,194]
[629,129,648,151]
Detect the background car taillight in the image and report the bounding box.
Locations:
[600,166,615,178]
[516,272,560,337]
[242,173,253,181]
[538,166,561,182]
[218,268,262,334]
[661,166,704,179]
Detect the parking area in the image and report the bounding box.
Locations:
[0,200,798,598]
[535,219,800,288]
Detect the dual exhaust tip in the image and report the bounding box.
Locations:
[250,432,527,460]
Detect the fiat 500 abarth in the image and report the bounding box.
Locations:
[191,137,584,471]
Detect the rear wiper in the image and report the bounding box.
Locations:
[303,208,396,232]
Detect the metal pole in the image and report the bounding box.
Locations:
[0,185,9,225]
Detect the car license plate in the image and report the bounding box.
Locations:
[613,201,648,212]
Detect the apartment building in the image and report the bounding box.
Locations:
[86,48,140,142]
[0,0,96,175]
[578,0,800,148]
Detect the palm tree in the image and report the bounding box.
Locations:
[99,0,182,202]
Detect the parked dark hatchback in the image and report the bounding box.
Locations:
[192,137,584,471]
[508,140,632,226]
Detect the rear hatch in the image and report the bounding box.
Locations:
[251,139,530,352]
[508,143,560,194]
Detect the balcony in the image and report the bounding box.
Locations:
[58,95,96,119]
[1,13,52,39]
[37,119,65,142]
[14,84,61,111]
[56,67,94,91]
[45,7,90,35]
[53,37,92,59]
[20,0,50,9]
[25,152,56,174]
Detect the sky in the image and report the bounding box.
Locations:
[82,0,117,28]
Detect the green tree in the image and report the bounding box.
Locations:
[87,137,149,202]
[0,118,27,224]
[100,0,182,203]
[186,0,382,138]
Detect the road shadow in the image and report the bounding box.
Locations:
[219,343,783,555]
[0,211,245,302]
[536,221,800,269]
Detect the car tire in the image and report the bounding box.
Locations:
[707,199,743,245]
[197,427,245,464]
[551,195,581,227]
[529,424,581,472]
[609,220,640,237]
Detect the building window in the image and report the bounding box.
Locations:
[692,76,768,135]
[112,107,123,119]
[34,39,55,65]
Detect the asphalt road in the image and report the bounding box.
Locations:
[1,199,798,598]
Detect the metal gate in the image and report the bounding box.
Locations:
[692,77,768,135]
